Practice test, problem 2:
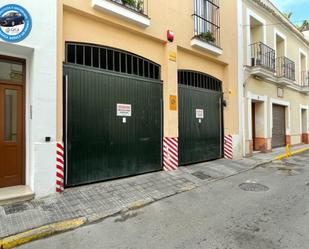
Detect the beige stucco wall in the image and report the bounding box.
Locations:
[242,0,309,154]
[56,0,241,155]
[243,0,309,83]
[246,77,308,131]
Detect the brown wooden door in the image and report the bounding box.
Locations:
[252,102,256,151]
[0,84,24,187]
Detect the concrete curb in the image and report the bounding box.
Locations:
[0,218,86,249]
[0,157,280,248]
[274,147,309,160]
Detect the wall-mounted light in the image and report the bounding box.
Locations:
[223,100,227,107]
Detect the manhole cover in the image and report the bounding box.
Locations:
[192,171,212,180]
[239,183,269,192]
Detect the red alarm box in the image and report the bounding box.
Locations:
[167,30,174,42]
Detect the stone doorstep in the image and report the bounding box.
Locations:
[0,185,34,205]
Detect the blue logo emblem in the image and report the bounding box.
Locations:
[0,4,32,43]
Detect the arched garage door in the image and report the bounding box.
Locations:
[178,70,223,165]
[64,43,162,186]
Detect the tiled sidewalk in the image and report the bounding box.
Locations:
[181,144,309,183]
[0,144,308,239]
[0,171,195,238]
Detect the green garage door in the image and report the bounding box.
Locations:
[64,43,162,186]
[178,70,223,166]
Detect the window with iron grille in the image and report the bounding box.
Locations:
[178,70,222,92]
[65,42,160,80]
[193,0,220,47]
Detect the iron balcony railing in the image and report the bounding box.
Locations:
[301,71,309,87]
[110,0,148,16]
[249,42,275,72]
[193,0,220,47]
[276,56,295,81]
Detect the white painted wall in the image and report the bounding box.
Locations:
[303,30,309,42]
[246,8,267,65]
[0,0,57,196]
[237,0,245,158]
[247,92,268,140]
[300,104,309,134]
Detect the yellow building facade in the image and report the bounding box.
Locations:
[3,0,309,198]
[55,0,242,186]
[241,0,309,156]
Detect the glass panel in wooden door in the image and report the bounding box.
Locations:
[0,85,23,188]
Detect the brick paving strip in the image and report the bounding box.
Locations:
[0,144,308,247]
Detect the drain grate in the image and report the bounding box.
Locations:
[239,183,269,192]
[192,171,212,180]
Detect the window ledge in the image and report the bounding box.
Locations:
[246,65,276,81]
[276,77,295,86]
[300,86,309,94]
[92,0,150,28]
[191,37,223,56]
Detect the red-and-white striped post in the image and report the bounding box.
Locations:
[163,137,178,171]
[56,142,65,193]
[224,135,233,160]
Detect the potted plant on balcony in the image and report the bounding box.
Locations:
[121,0,143,13]
[199,31,216,44]
[122,0,136,9]
[136,1,144,13]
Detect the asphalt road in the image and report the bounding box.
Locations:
[19,153,309,249]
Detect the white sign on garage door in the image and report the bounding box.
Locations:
[117,104,132,117]
[196,109,204,118]
[196,109,204,123]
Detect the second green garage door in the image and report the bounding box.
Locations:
[64,43,163,186]
[178,70,223,166]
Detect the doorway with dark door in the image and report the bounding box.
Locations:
[272,104,286,148]
[301,108,308,143]
[0,56,25,188]
[252,102,257,151]
[251,100,267,152]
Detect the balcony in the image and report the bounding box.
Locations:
[276,56,295,84]
[247,42,276,80]
[246,43,306,92]
[92,0,150,27]
[250,42,275,71]
[191,0,222,55]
